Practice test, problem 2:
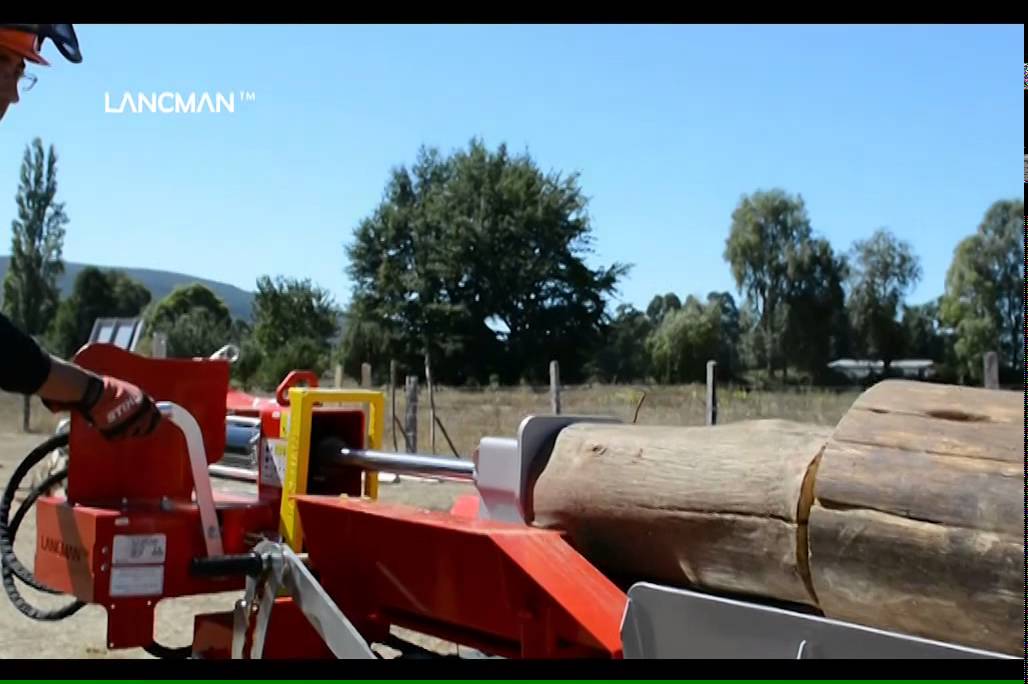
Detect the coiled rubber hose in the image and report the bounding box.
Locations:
[0,432,85,620]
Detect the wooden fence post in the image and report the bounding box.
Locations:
[425,353,437,455]
[983,351,999,389]
[390,360,398,450]
[361,363,372,388]
[334,363,343,388]
[706,360,718,426]
[152,332,168,359]
[405,375,419,453]
[550,360,561,415]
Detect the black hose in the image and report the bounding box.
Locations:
[143,641,193,659]
[0,432,86,620]
[0,432,73,592]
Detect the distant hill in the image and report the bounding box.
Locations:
[0,257,255,321]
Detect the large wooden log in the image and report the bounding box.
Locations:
[531,380,1023,655]
[807,380,1024,655]
[532,419,832,607]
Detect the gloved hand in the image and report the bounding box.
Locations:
[45,374,163,440]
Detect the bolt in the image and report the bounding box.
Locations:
[100,563,108,572]
[101,546,108,556]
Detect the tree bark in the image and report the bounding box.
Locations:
[533,419,832,607]
[531,380,1023,655]
[807,380,1023,655]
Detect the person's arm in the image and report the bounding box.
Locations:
[0,310,54,395]
[0,311,162,439]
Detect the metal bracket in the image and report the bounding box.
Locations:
[620,582,1016,659]
[231,541,375,659]
[475,415,621,525]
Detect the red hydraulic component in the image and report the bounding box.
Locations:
[275,369,319,406]
[32,343,278,650]
[64,343,229,505]
[293,495,627,659]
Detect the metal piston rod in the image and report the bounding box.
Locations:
[318,438,476,481]
[208,434,476,484]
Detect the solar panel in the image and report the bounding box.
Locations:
[87,317,144,351]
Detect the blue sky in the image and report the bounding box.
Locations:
[0,24,1022,316]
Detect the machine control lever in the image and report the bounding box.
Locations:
[191,553,265,578]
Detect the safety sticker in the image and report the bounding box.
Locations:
[109,566,164,597]
[112,534,167,565]
[261,438,287,488]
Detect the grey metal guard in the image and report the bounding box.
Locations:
[620,582,1015,660]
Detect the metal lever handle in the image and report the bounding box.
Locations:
[156,401,224,558]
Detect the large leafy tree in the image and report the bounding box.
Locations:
[846,228,921,372]
[647,295,721,384]
[144,283,233,358]
[939,199,1024,382]
[248,275,339,387]
[345,138,628,384]
[587,303,653,383]
[782,237,849,380]
[724,189,814,377]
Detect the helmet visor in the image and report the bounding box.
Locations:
[2,23,81,63]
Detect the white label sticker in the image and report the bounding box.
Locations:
[112,534,166,565]
[260,438,287,488]
[109,566,164,597]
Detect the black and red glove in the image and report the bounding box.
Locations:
[46,375,163,440]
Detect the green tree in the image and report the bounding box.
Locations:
[846,228,921,373]
[645,293,682,327]
[145,282,231,332]
[724,189,814,377]
[338,311,392,385]
[706,291,741,378]
[737,299,766,372]
[587,304,653,383]
[144,283,233,358]
[345,138,628,385]
[249,275,339,388]
[939,199,1025,383]
[901,299,945,360]
[2,138,66,342]
[2,138,68,431]
[782,238,850,381]
[647,296,721,384]
[48,267,151,357]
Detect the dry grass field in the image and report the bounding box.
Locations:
[0,382,861,659]
[371,381,862,458]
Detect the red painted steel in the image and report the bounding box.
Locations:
[65,343,229,506]
[294,495,626,658]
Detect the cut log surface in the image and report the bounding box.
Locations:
[808,380,1024,655]
[532,419,832,607]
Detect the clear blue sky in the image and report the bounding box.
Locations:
[1,24,1022,315]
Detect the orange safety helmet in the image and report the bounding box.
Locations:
[0,24,81,65]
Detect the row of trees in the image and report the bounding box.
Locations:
[594,194,1023,387]
[337,139,1023,388]
[4,137,1023,395]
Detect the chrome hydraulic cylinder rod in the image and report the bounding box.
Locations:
[318,438,476,481]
